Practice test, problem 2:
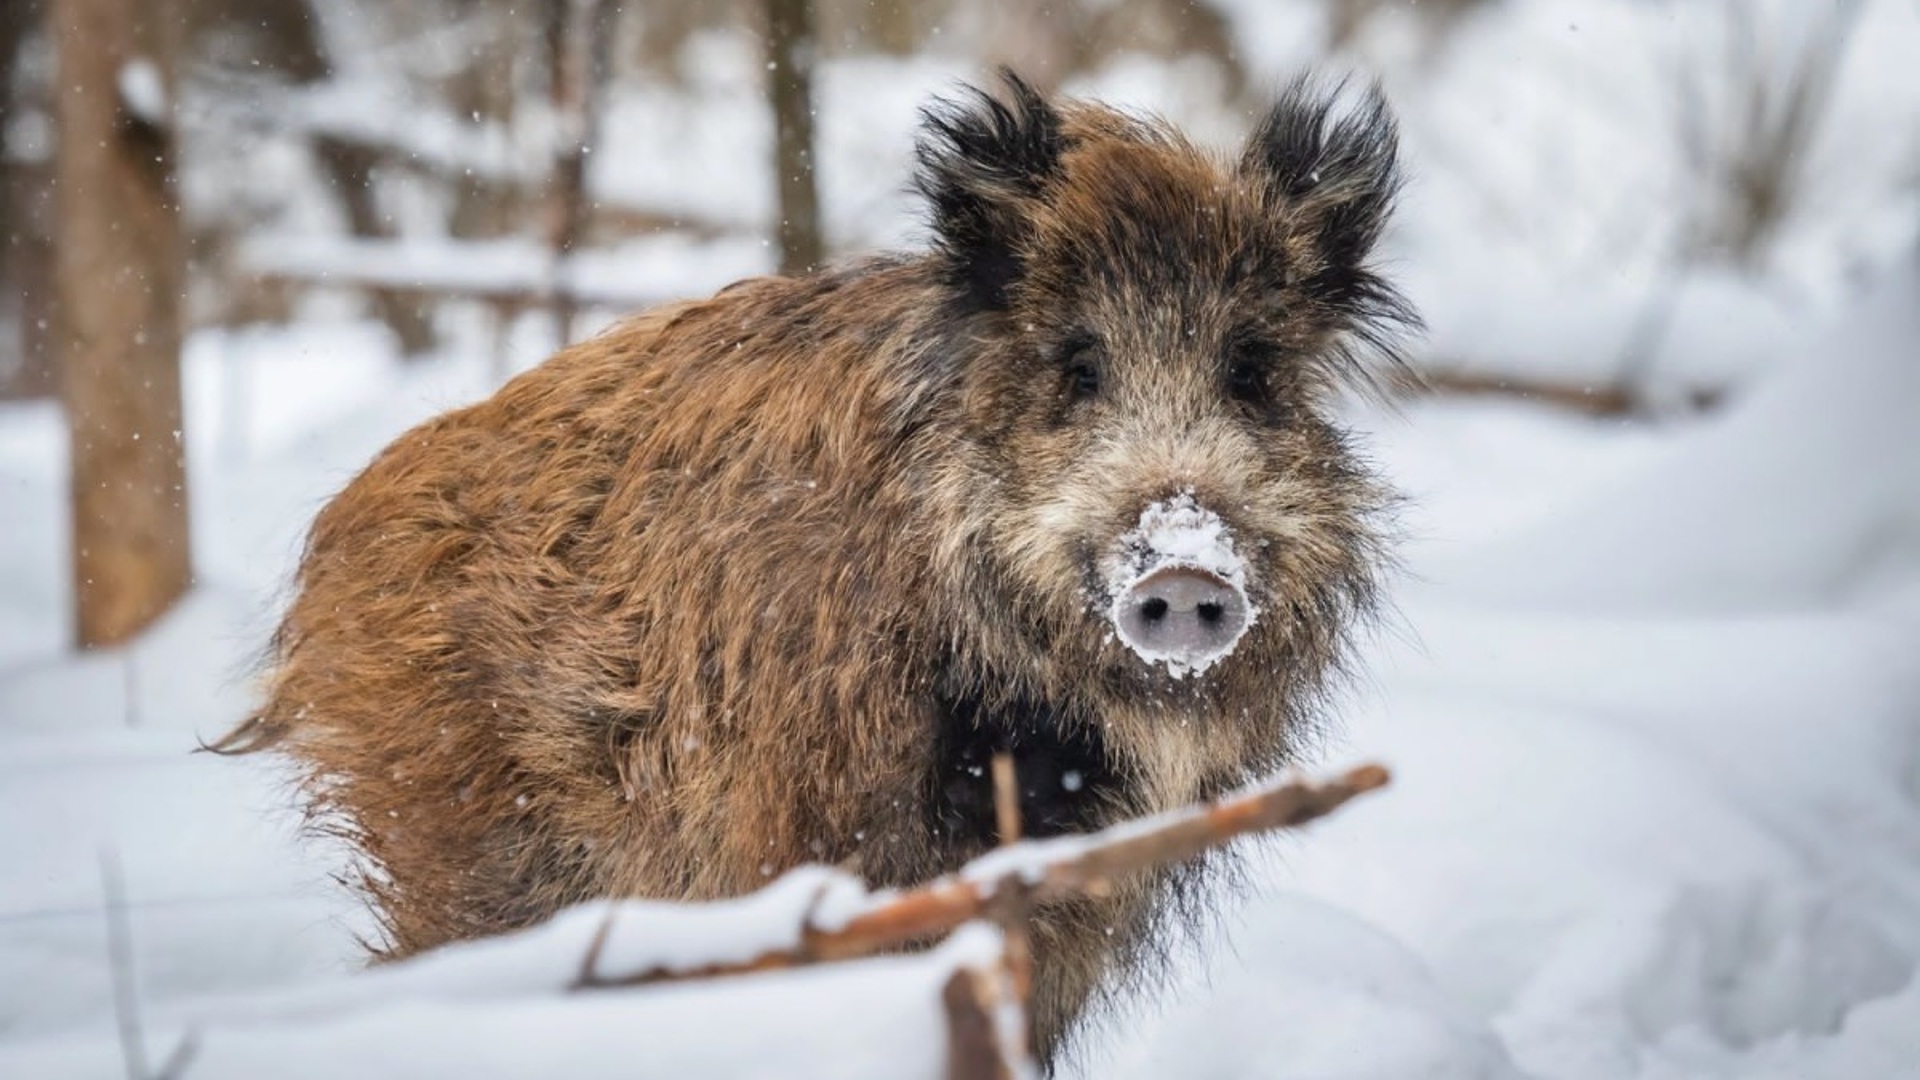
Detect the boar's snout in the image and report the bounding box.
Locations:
[1113,566,1250,675]
[1101,492,1258,678]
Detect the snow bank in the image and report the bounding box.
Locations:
[1104,894,1523,1079]
[1217,604,1920,1080]
[0,918,1010,1080]
[1420,265,1920,613]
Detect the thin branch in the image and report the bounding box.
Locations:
[1403,366,1726,418]
[100,847,149,1080]
[990,753,1021,846]
[986,752,1033,1059]
[573,906,618,988]
[151,1031,199,1080]
[575,763,1390,989]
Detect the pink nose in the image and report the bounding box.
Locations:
[1114,566,1248,664]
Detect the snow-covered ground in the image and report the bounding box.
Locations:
[1101,273,1920,1080]
[5,2,1920,1076]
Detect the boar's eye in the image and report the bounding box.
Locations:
[1060,335,1102,404]
[1225,344,1273,409]
[1069,361,1101,401]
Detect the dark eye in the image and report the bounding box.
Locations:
[1068,361,1101,400]
[1061,335,1102,404]
[1226,353,1268,406]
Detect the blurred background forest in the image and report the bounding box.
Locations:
[3,2,1920,1078]
[3,0,1916,649]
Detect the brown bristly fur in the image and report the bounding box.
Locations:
[216,72,1414,1066]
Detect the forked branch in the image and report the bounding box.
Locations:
[575,763,1390,989]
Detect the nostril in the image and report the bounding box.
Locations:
[1112,564,1252,676]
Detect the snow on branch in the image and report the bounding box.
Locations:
[574,763,1391,989]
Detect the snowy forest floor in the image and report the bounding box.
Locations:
[2,269,1917,1078]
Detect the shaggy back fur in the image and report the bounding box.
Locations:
[220,73,1413,1064]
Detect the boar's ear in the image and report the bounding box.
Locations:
[1241,79,1417,376]
[914,71,1067,312]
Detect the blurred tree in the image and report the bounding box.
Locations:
[1325,0,1483,62]
[861,0,927,56]
[287,0,436,354]
[1680,0,1866,268]
[765,0,823,274]
[541,0,616,343]
[0,0,53,401]
[177,0,437,353]
[971,0,1244,98]
[51,0,192,647]
[183,0,329,81]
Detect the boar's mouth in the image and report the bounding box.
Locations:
[1101,493,1258,679]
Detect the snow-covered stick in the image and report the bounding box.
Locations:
[573,763,1390,989]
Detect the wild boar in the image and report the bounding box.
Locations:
[219,72,1412,1063]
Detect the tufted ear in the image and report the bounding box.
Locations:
[914,71,1067,312]
[1241,78,1411,350]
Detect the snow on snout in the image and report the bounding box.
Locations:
[1104,492,1259,678]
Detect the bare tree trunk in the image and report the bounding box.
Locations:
[764,0,822,276]
[313,134,438,356]
[51,0,192,648]
[541,0,611,345]
[272,0,435,357]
